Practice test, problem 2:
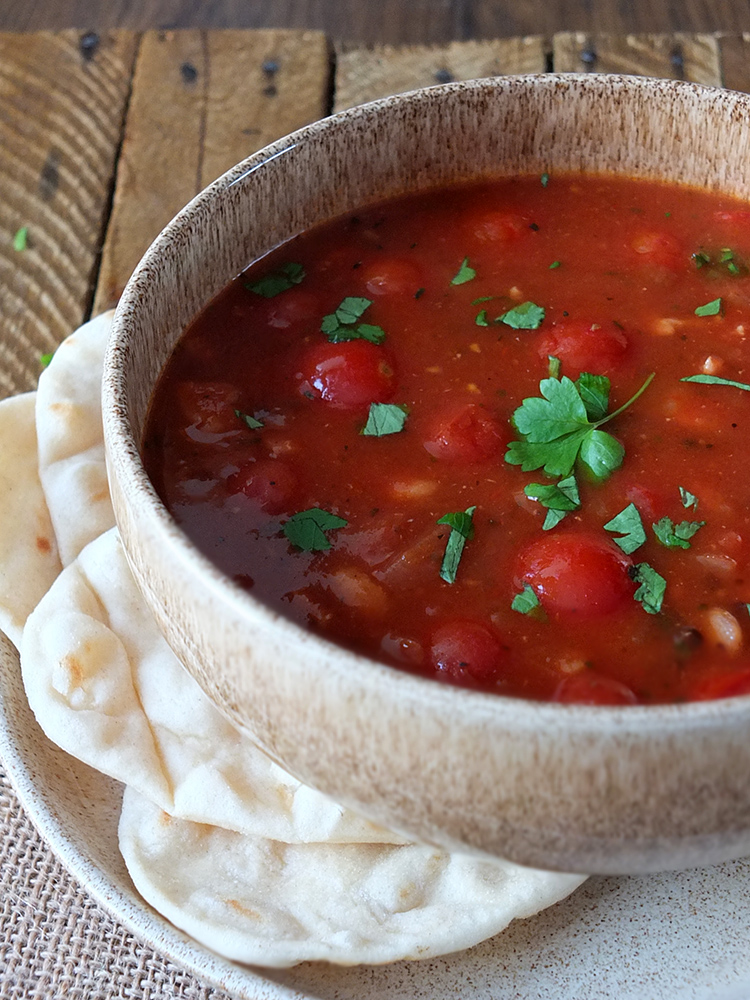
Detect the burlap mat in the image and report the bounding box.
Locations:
[0,764,233,999]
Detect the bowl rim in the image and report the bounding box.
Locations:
[103,71,750,734]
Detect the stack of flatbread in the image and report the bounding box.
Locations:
[0,312,585,967]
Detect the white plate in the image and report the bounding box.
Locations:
[2,628,750,1000]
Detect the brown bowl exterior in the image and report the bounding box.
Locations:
[103,74,750,874]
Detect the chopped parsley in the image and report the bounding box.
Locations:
[681,373,750,391]
[475,309,489,327]
[524,475,580,531]
[548,355,561,379]
[245,261,305,297]
[505,371,654,481]
[437,506,475,584]
[549,260,561,269]
[320,297,386,344]
[13,226,28,252]
[39,351,54,368]
[692,250,711,269]
[512,583,540,614]
[603,503,647,554]
[361,403,408,437]
[630,562,667,615]
[283,508,348,552]
[653,516,705,550]
[541,172,550,187]
[451,258,476,285]
[235,409,264,430]
[679,487,699,510]
[694,297,722,317]
[499,301,545,330]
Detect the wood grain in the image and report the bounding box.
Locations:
[333,36,547,111]
[552,32,722,85]
[717,33,750,92]
[92,28,331,314]
[0,29,137,400]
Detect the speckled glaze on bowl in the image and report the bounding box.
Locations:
[103,74,750,875]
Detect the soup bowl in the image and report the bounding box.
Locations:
[103,73,750,875]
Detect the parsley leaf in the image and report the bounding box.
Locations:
[361,403,408,437]
[575,373,609,421]
[246,261,305,298]
[320,297,386,344]
[549,260,561,269]
[505,372,654,481]
[512,583,540,614]
[437,506,476,584]
[695,297,722,317]
[235,409,264,430]
[475,309,489,327]
[524,475,580,530]
[541,172,550,187]
[653,516,705,550]
[500,301,545,330]
[604,503,647,554]
[681,374,750,391]
[13,226,28,252]
[283,508,348,552]
[548,355,561,379]
[630,562,666,615]
[39,351,54,369]
[451,258,476,285]
[692,250,711,269]
[679,486,699,510]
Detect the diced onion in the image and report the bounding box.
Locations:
[700,608,743,655]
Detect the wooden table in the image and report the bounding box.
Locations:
[2,27,750,999]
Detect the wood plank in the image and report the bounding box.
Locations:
[92,28,331,314]
[717,33,750,92]
[552,32,722,85]
[0,29,138,400]
[333,37,548,112]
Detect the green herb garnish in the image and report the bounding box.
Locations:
[437,506,476,584]
[234,409,264,430]
[475,309,489,327]
[505,372,654,481]
[679,487,698,510]
[320,297,386,344]
[631,562,666,615]
[549,260,561,269]
[524,475,580,531]
[681,374,750,391]
[548,355,561,379]
[692,251,711,269]
[13,226,28,252]
[604,502,647,554]
[283,508,348,552]
[653,516,705,550]
[512,583,540,614]
[361,403,408,437]
[451,258,476,285]
[39,351,54,368]
[541,172,550,187]
[246,261,305,298]
[695,297,722,317]
[499,301,545,330]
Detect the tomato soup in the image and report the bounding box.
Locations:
[143,174,750,705]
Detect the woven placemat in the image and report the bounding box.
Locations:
[0,765,233,1000]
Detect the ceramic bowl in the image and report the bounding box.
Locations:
[103,73,750,875]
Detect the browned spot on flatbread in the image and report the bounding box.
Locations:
[89,488,110,504]
[227,898,262,921]
[36,535,52,554]
[158,810,173,826]
[61,653,84,686]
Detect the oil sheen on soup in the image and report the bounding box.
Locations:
[143,174,750,705]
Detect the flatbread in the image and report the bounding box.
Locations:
[0,392,61,646]
[21,527,404,845]
[35,311,116,566]
[120,785,585,968]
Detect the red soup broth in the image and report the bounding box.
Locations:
[143,174,750,705]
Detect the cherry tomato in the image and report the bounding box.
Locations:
[515,531,633,620]
[464,209,528,245]
[176,381,241,436]
[538,321,628,376]
[297,340,396,409]
[423,403,504,463]
[226,458,298,514]
[631,230,683,272]
[262,289,322,330]
[553,672,638,705]
[429,619,508,683]
[690,667,750,701]
[362,257,423,297]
